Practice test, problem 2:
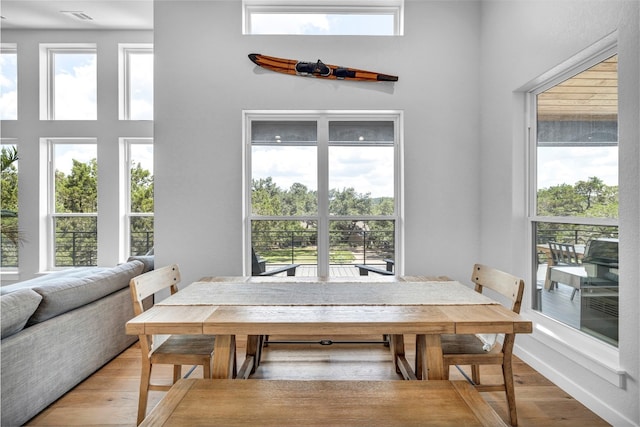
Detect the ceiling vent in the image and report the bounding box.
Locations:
[60,11,94,21]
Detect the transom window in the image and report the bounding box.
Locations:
[119,45,154,120]
[0,44,18,120]
[243,0,403,35]
[40,44,97,120]
[245,111,402,277]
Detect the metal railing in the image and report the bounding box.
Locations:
[252,229,394,266]
[0,230,155,268]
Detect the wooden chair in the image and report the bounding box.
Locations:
[129,264,217,425]
[252,248,299,276]
[440,264,525,426]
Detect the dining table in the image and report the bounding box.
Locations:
[126,275,532,381]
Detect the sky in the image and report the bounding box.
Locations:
[252,145,395,198]
[537,146,618,189]
[249,13,395,35]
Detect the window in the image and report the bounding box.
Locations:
[119,45,153,120]
[246,111,401,277]
[530,50,619,346]
[40,44,97,120]
[1,142,19,269]
[126,139,154,256]
[0,44,18,120]
[49,140,98,267]
[243,0,403,35]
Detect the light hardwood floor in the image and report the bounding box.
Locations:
[26,335,610,426]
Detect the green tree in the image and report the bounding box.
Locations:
[130,162,154,255]
[131,162,154,213]
[1,146,18,213]
[329,187,372,216]
[56,159,98,213]
[1,146,20,263]
[537,178,618,219]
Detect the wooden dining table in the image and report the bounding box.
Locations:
[126,276,532,381]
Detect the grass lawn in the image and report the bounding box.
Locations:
[260,247,356,264]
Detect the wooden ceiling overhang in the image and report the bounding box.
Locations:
[537,55,618,122]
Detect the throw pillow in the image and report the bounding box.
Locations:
[1,289,43,338]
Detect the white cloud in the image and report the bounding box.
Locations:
[537,146,618,189]
[251,14,330,34]
[53,54,97,120]
[54,144,97,175]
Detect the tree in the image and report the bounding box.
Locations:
[1,146,21,259]
[130,162,154,255]
[537,178,618,219]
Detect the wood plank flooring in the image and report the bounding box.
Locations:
[26,335,610,427]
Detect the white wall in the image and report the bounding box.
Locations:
[153,1,482,284]
[479,1,639,425]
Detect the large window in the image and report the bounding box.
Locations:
[49,140,98,267]
[40,44,97,120]
[0,44,18,120]
[246,111,401,277]
[243,0,403,35]
[126,139,154,256]
[1,142,19,268]
[530,50,619,346]
[119,45,154,120]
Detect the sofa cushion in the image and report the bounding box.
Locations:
[127,255,154,273]
[0,267,109,295]
[27,260,144,326]
[1,289,43,338]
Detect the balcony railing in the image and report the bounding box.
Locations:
[1,230,154,268]
[252,229,394,267]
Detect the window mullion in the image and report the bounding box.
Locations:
[317,117,329,277]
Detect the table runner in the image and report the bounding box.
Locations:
[157,281,498,306]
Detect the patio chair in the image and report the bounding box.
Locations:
[439,263,525,426]
[546,242,581,299]
[251,248,299,276]
[129,264,217,425]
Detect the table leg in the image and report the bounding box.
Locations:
[390,334,417,380]
[236,335,261,379]
[212,334,236,379]
[416,334,444,380]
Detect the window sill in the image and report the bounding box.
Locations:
[523,309,626,388]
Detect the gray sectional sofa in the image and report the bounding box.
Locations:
[1,258,152,426]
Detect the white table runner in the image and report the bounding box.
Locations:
[157,281,498,306]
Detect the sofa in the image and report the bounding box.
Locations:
[0,258,152,426]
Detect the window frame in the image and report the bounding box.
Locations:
[123,138,154,257]
[39,43,97,120]
[243,110,403,277]
[47,138,98,269]
[118,44,154,120]
[243,0,404,36]
[524,40,624,386]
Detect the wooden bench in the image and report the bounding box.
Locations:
[356,258,395,276]
[141,379,508,426]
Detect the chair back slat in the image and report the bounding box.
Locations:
[470,263,525,314]
[548,242,580,265]
[130,264,181,316]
